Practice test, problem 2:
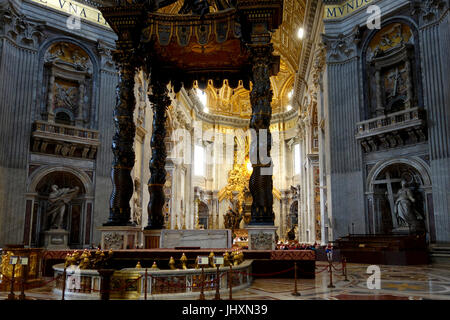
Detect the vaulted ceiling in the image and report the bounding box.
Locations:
[158,0,307,119]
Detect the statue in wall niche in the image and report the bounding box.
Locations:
[394,180,425,234]
[46,185,79,230]
[287,225,297,241]
[132,180,142,226]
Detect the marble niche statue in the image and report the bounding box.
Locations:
[394,180,425,234]
[46,185,79,230]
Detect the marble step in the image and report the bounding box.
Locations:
[429,245,450,264]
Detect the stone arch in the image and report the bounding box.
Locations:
[28,165,93,196]
[367,157,431,192]
[361,16,419,54]
[39,36,99,71]
[365,157,433,238]
[25,166,95,247]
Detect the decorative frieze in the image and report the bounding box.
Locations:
[356,107,427,153]
[31,120,99,159]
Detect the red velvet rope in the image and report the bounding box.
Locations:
[314,265,329,274]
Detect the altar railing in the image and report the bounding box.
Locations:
[53,260,252,300]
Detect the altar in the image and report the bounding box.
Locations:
[160,229,232,249]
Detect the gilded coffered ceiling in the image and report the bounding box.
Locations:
[159,0,306,119]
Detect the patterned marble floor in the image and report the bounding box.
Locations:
[1,262,449,300]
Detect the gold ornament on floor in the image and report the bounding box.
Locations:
[180,253,188,270]
[194,256,200,269]
[79,257,90,269]
[223,252,230,267]
[151,261,159,269]
[169,256,176,270]
[63,249,113,270]
[209,252,216,268]
[135,261,142,268]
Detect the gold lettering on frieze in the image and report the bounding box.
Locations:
[324,0,375,20]
[29,0,110,28]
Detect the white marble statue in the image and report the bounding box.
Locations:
[394,180,423,232]
[47,185,79,230]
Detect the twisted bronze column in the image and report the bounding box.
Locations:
[145,78,170,229]
[105,45,137,226]
[248,44,275,225]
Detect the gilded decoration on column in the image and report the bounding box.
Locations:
[220,135,252,228]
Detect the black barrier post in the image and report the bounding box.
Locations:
[62,268,67,300]
[327,261,335,288]
[18,264,27,300]
[214,265,221,300]
[343,257,349,282]
[228,265,233,300]
[98,269,115,301]
[7,264,16,300]
[292,262,301,296]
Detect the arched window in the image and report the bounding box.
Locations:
[55,111,72,126]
